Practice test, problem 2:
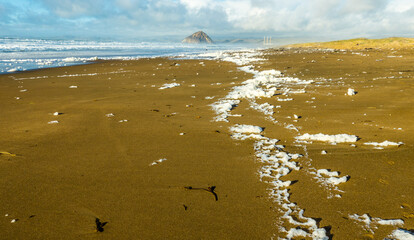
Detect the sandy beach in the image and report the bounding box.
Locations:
[1,46,413,239]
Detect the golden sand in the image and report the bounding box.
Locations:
[0,46,413,239]
[258,47,414,238]
[286,37,414,50]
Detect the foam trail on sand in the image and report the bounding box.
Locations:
[204,48,411,238]
[229,126,329,239]
[210,52,313,123]
[207,50,333,239]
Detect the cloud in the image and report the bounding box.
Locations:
[343,0,388,13]
[177,0,414,37]
[1,0,414,40]
[211,0,414,37]
[386,0,414,12]
[40,0,114,18]
[179,0,214,13]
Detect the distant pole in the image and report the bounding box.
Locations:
[264,36,272,46]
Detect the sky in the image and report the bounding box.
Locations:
[1,0,414,41]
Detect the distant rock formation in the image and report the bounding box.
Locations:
[182,31,213,44]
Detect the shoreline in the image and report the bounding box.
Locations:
[0,62,97,76]
[0,37,259,74]
[1,47,413,239]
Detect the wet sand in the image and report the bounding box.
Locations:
[0,47,413,239]
[254,47,414,239]
[0,59,276,239]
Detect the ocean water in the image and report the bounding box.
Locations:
[0,38,252,73]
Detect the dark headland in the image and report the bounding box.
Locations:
[182,31,214,44]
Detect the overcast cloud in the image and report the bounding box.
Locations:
[0,0,413,41]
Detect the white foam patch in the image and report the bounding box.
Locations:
[7,68,21,73]
[364,141,404,147]
[231,133,266,141]
[196,50,264,66]
[296,133,358,144]
[229,124,265,140]
[57,73,98,78]
[230,124,263,134]
[349,213,405,233]
[149,158,167,166]
[377,219,405,226]
[159,83,180,90]
[210,99,240,122]
[249,102,274,116]
[290,89,307,94]
[316,169,349,185]
[249,101,276,122]
[221,51,265,66]
[14,76,49,81]
[239,65,258,74]
[388,229,414,240]
[277,98,294,102]
[225,70,284,99]
[211,64,312,122]
[347,88,357,96]
[286,228,308,238]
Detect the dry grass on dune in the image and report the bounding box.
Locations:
[285,37,414,50]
